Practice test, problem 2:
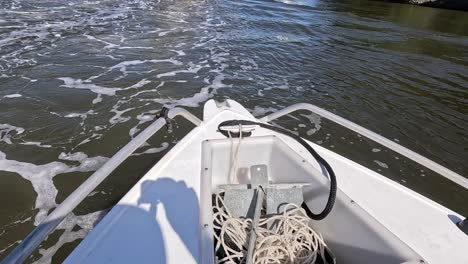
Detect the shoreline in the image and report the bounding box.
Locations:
[380,0,468,11]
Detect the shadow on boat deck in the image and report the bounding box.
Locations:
[136,178,200,262]
[67,178,200,263]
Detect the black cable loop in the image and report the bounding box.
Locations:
[218,119,337,220]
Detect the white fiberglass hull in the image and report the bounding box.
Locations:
[64,100,467,264]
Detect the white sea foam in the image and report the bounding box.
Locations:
[239,57,258,71]
[76,138,91,147]
[92,94,103,104]
[129,81,166,99]
[85,59,181,82]
[21,76,37,82]
[65,113,86,118]
[109,105,135,125]
[3,93,22,98]
[273,0,318,7]
[83,34,153,50]
[58,152,89,161]
[0,5,133,72]
[170,49,186,56]
[0,123,25,144]
[251,106,278,117]
[94,125,106,131]
[0,5,231,260]
[58,77,117,96]
[156,63,203,78]
[127,79,151,89]
[58,77,155,104]
[158,30,172,37]
[164,73,230,107]
[19,141,52,148]
[146,72,230,108]
[129,111,158,137]
[374,160,389,169]
[0,150,108,225]
[300,113,322,135]
[108,59,182,75]
[73,133,103,148]
[34,210,108,264]
[133,142,169,156]
[64,110,96,126]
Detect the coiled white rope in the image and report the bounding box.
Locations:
[213,192,332,264]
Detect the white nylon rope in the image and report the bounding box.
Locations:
[213,192,332,264]
[228,124,243,183]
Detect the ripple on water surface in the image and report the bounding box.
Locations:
[0,0,467,262]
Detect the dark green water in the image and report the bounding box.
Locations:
[0,0,467,262]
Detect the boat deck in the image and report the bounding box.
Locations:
[64,100,467,264]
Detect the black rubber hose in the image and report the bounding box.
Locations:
[218,119,337,220]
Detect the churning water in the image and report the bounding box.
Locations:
[0,0,467,262]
